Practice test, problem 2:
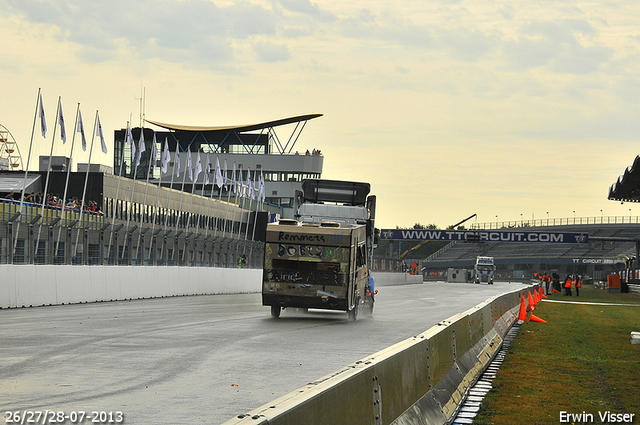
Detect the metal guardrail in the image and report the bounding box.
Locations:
[470,215,640,229]
[1,199,104,229]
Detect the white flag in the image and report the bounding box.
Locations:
[135,128,145,167]
[58,101,66,144]
[215,157,224,188]
[161,138,170,173]
[97,113,107,154]
[39,91,47,138]
[77,109,86,151]
[205,155,210,185]
[258,170,265,202]
[245,168,251,198]
[127,123,136,164]
[232,162,237,194]
[175,143,180,177]
[187,149,193,181]
[150,133,157,173]
[194,152,202,182]
[223,159,228,191]
[250,171,256,200]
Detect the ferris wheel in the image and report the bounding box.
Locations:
[0,124,23,170]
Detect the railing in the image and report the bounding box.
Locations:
[469,215,640,230]
[1,199,104,229]
[1,199,265,267]
[424,241,457,262]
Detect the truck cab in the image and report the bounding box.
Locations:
[262,179,376,321]
[474,256,495,284]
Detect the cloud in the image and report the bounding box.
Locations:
[273,0,335,23]
[502,19,612,73]
[3,0,276,68]
[254,41,290,62]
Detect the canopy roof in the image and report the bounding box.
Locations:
[608,155,640,203]
[0,174,40,193]
[145,114,323,133]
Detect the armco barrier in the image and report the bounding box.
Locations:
[0,265,262,308]
[223,285,537,425]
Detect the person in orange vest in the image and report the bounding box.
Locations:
[564,274,573,296]
[575,275,581,297]
[542,272,551,295]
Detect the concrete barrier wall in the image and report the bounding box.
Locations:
[1,268,418,309]
[223,285,537,425]
[371,272,423,286]
[0,265,262,308]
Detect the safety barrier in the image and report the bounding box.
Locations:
[222,285,537,425]
[1,199,105,229]
[371,272,423,286]
[0,265,262,308]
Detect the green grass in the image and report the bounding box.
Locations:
[473,286,640,425]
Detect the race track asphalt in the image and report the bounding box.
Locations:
[0,280,527,424]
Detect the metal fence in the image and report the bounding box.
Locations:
[470,215,640,230]
[1,200,265,268]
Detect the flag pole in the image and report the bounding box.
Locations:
[35,95,62,259]
[231,162,239,239]
[40,96,61,212]
[249,178,261,263]
[106,122,131,263]
[164,140,179,231]
[136,131,156,263]
[122,126,142,263]
[159,139,179,263]
[194,154,208,237]
[203,154,215,237]
[212,156,224,238]
[243,169,253,242]
[148,136,166,263]
[73,110,98,261]
[54,103,80,262]
[173,147,189,263]
[182,151,197,264]
[13,88,42,261]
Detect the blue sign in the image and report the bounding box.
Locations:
[380,229,588,244]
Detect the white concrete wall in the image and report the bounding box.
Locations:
[0,265,262,308]
[0,268,418,309]
[371,272,423,286]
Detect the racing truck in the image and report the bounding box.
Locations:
[262,179,376,321]
[474,256,495,284]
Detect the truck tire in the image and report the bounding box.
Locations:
[348,299,359,322]
[271,306,281,318]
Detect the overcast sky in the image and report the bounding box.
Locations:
[1,0,640,229]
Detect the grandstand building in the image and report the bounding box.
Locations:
[115,115,324,219]
[421,222,640,282]
[0,114,324,266]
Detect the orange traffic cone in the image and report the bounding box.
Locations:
[541,290,548,299]
[518,296,527,322]
[528,291,536,311]
[552,288,561,294]
[529,313,547,323]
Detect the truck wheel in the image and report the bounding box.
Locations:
[271,306,281,318]
[348,300,358,322]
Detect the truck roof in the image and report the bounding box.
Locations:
[301,179,370,206]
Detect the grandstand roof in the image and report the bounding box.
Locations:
[608,155,640,202]
[145,114,323,133]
